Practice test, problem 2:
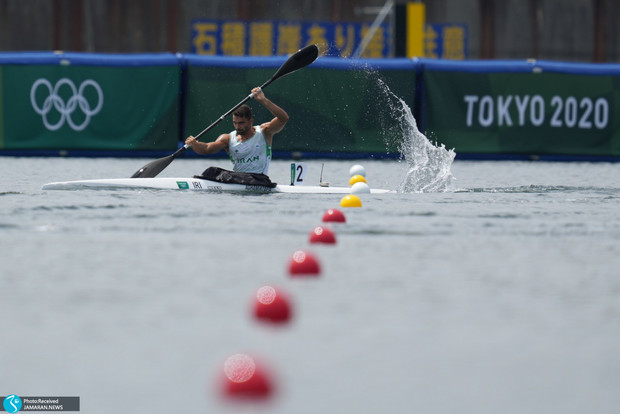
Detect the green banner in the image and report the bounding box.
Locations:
[184,61,416,155]
[1,63,180,150]
[423,70,620,156]
[4,53,618,159]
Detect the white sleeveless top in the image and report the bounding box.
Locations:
[228,126,271,174]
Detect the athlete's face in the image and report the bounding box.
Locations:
[232,115,252,136]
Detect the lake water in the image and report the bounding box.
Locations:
[1,154,619,413]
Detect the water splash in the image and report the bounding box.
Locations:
[375,78,456,193]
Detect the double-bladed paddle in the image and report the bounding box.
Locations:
[130,44,319,178]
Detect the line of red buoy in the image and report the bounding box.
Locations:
[219,164,369,402]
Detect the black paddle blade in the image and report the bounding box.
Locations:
[271,44,319,82]
[130,147,186,178]
[130,155,175,178]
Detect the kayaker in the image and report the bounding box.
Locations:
[184,87,288,183]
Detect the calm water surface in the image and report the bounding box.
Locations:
[1,157,619,414]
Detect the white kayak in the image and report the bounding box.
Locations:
[41,177,394,194]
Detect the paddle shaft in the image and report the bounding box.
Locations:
[130,44,318,178]
[188,43,319,144]
[171,78,275,159]
[194,79,275,142]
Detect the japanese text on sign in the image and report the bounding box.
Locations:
[425,23,468,59]
[191,19,392,58]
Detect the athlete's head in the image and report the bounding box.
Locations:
[233,105,253,120]
[232,105,254,135]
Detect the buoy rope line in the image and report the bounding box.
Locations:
[219,164,369,401]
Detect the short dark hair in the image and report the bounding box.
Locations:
[233,104,253,120]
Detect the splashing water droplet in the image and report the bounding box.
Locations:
[375,78,456,193]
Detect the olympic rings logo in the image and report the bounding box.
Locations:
[30,78,104,131]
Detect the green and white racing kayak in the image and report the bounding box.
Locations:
[41,177,393,194]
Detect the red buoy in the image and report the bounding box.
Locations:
[253,286,292,323]
[288,250,321,276]
[322,208,346,223]
[220,353,274,399]
[309,226,336,244]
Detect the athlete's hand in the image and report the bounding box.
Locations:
[185,136,197,147]
[251,87,265,101]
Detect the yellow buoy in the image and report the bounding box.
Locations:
[349,175,367,186]
[340,194,362,208]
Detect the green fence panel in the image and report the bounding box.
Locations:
[184,56,417,156]
[0,53,180,151]
[422,60,620,157]
[4,53,619,159]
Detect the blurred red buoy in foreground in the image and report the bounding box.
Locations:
[253,286,292,323]
[322,208,346,223]
[288,250,321,276]
[309,226,336,244]
[221,353,274,399]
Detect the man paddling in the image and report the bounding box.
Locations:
[184,87,288,183]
